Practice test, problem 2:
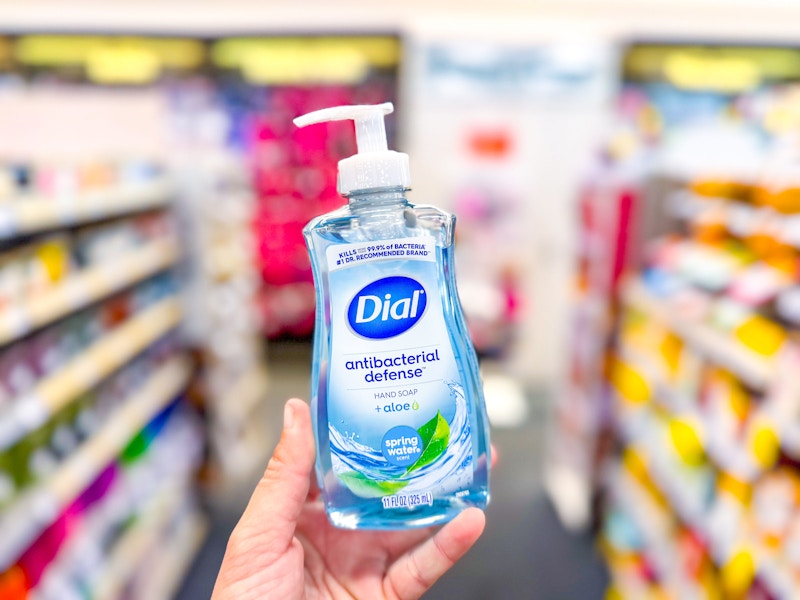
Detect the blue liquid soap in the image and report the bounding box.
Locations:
[296,103,490,529]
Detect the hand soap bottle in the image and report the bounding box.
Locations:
[296,103,490,529]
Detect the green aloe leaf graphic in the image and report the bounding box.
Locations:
[407,411,450,474]
[338,471,408,498]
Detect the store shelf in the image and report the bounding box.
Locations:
[92,481,193,600]
[0,178,173,240]
[606,463,674,580]
[614,406,723,556]
[615,346,766,482]
[623,279,773,390]
[619,413,799,599]
[0,355,192,570]
[758,552,798,599]
[0,296,183,452]
[133,509,208,600]
[670,190,800,249]
[614,360,800,599]
[0,237,180,346]
[211,419,272,481]
[216,366,269,424]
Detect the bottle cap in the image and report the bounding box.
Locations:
[293,102,410,195]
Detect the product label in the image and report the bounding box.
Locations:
[326,237,473,503]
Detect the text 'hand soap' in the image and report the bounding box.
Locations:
[297,102,491,529]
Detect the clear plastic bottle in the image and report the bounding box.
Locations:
[298,103,490,529]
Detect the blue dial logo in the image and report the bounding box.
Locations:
[348,276,427,339]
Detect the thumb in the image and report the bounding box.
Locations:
[232,398,316,555]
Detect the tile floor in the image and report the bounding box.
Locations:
[177,341,609,599]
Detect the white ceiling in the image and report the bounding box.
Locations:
[0,0,798,43]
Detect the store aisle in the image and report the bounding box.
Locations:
[426,411,608,600]
[177,342,608,600]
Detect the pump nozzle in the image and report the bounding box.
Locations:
[293,102,410,195]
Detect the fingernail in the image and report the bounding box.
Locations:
[284,400,296,430]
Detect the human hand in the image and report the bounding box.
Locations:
[212,398,486,600]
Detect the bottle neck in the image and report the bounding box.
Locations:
[346,187,409,214]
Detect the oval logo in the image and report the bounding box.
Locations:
[347,276,427,339]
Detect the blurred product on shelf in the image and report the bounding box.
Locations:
[0,159,162,201]
[248,80,400,339]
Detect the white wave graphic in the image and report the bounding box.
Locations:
[330,381,473,497]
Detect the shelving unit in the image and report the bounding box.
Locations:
[177,154,271,484]
[669,189,800,250]
[0,178,173,240]
[623,279,773,390]
[620,281,800,465]
[0,170,207,599]
[91,482,187,600]
[0,296,182,451]
[0,355,192,569]
[587,45,800,594]
[606,244,800,596]
[0,236,180,346]
[85,463,206,600]
[610,395,800,597]
[133,509,209,600]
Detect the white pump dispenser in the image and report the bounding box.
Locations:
[293,102,411,195]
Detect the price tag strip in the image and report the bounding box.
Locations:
[0,179,173,241]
